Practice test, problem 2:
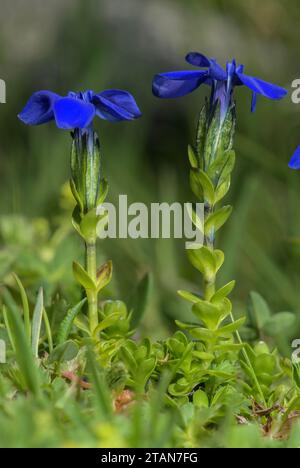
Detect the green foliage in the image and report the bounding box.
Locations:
[245,291,296,348]
[0,1,300,447]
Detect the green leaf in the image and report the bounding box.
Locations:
[196,101,208,164]
[211,280,235,303]
[219,150,236,184]
[57,298,87,345]
[72,205,84,238]
[70,178,84,213]
[129,272,152,328]
[208,369,234,379]
[168,381,192,397]
[48,340,79,364]
[187,247,224,280]
[175,320,200,331]
[97,178,109,205]
[74,317,91,336]
[254,354,276,375]
[217,317,246,337]
[198,170,215,205]
[204,101,221,167]
[249,291,271,331]
[193,351,214,360]
[205,205,232,234]
[186,204,204,234]
[292,363,300,389]
[189,327,215,341]
[214,343,244,352]
[137,357,157,391]
[187,246,216,280]
[213,249,225,272]
[80,209,99,240]
[119,346,137,373]
[177,290,201,304]
[188,145,198,169]
[93,313,121,336]
[190,169,215,204]
[215,178,231,203]
[190,169,203,200]
[31,288,44,358]
[102,300,127,319]
[96,260,113,292]
[193,389,209,408]
[192,300,221,329]
[240,360,255,382]
[192,298,231,330]
[73,261,96,290]
[207,148,235,181]
[253,341,270,356]
[262,312,295,337]
[210,385,231,407]
[209,150,236,186]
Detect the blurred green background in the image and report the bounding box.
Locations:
[0,0,300,347]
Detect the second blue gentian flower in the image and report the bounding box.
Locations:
[152,52,287,123]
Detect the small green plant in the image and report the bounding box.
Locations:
[0,52,300,449]
[18,89,141,334]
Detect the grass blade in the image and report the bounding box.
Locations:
[2,288,41,396]
[13,273,31,341]
[57,298,87,345]
[31,288,44,358]
[43,308,53,353]
[2,305,16,352]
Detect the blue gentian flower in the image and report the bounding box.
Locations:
[153,52,287,123]
[289,147,300,170]
[18,89,142,129]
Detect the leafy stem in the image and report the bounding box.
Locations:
[86,238,99,333]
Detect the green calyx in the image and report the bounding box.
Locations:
[70,129,108,243]
[190,101,236,206]
[70,128,108,216]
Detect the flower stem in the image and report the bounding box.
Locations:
[204,277,215,301]
[86,239,98,333]
[205,200,267,407]
[204,204,216,301]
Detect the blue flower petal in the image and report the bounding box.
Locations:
[235,72,287,100]
[208,60,227,81]
[185,52,211,68]
[92,89,142,122]
[152,70,208,98]
[289,146,300,170]
[18,91,60,125]
[53,97,95,129]
[186,52,227,81]
[251,92,258,113]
